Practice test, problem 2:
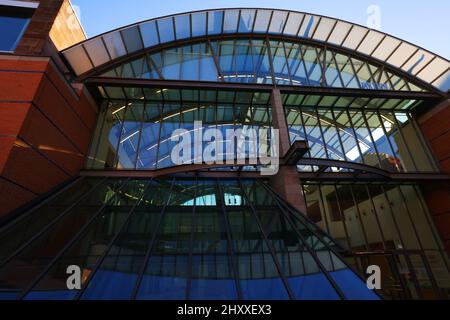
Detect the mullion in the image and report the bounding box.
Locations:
[113,101,129,169]
[406,113,440,171]
[0,178,108,268]
[238,179,295,300]
[216,181,243,300]
[313,100,330,159]
[364,185,388,251]
[349,186,371,251]
[390,111,419,171]
[345,109,367,165]
[330,108,348,162]
[264,37,276,85]
[74,180,153,300]
[330,51,345,87]
[207,40,225,81]
[262,181,347,300]
[376,111,401,172]
[18,178,131,300]
[130,178,176,300]
[132,103,146,169]
[297,105,313,158]
[360,111,383,168]
[0,176,83,235]
[411,186,450,274]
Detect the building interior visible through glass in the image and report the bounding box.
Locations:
[1,7,450,301]
[0,178,380,300]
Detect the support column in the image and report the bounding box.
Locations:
[269,88,307,213]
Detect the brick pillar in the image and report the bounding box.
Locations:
[269,89,307,213]
[15,0,65,55]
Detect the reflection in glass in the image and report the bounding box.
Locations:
[0,178,379,300]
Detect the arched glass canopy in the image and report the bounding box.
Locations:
[98,39,426,92]
[62,8,450,92]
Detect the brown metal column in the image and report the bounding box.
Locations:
[269,88,307,213]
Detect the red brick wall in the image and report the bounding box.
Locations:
[15,0,65,55]
[0,55,98,217]
[419,99,450,252]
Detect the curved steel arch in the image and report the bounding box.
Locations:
[62,8,450,92]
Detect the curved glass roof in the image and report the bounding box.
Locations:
[97,39,427,92]
[62,8,450,92]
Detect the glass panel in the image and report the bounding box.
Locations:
[358,30,384,55]
[84,38,109,67]
[372,37,401,61]
[223,10,239,34]
[0,179,127,294]
[402,50,434,76]
[95,38,428,92]
[312,18,335,42]
[327,21,352,46]
[238,9,255,33]
[268,10,288,34]
[139,21,159,47]
[253,10,271,33]
[116,103,145,170]
[0,178,103,262]
[387,42,417,68]
[0,11,30,52]
[342,26,367,50]
[324,51,344,88]
[191,12,207,37]
[283,12,304,36]
[103,32,127,59]
[431,69,450,91]
[227,186,289,299]
[81,180,171,300]
[417,57,450,83]
[136,205,190,300]
[269,41,290,85]
[63,46,93,75]
[298,15,319,38]
[190,181,237,300]
[25,180,147,300]
[157,17,175,43]
[208,11,223,35]
[175,15,190,40]
[120,26,143,53]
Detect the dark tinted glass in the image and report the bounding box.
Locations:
[0,10,31,52]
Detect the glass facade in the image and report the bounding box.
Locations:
[87,89,273,170]
[85,87,436,173]
[100,39,426,92]
[2,7,448,302]
[0,9,31,52]
[0,178,378,300]
[302,182,450,299]
[284,101,437,173]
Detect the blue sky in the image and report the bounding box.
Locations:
[71,0,450,58]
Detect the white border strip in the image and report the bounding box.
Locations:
[0,0,39,9]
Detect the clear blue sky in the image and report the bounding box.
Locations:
[71,0,450,59]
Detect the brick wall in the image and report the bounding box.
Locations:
[0,55,98,217]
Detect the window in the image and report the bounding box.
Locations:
[0,6,33,52]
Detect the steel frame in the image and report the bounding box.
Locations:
[70,31,447,96]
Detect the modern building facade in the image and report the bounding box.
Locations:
[0,0,449,300]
